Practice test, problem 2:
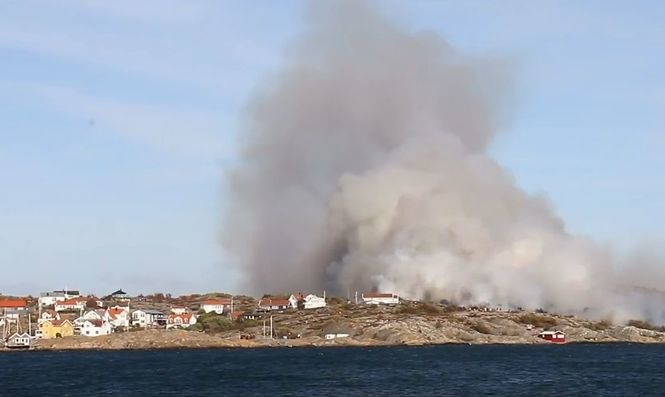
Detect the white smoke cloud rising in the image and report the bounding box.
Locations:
[223,2,664,323]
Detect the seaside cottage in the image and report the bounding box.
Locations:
[361,292,400,305]
[201,299,232,314]
[538,330,566,343]
[5,332,32,348]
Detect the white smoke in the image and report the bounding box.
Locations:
[223,1,664,323]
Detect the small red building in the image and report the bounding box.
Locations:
[538,330,566,343]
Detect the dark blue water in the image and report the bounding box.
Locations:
[1,344,664,396]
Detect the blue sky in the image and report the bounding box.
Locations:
[1,1,663,296]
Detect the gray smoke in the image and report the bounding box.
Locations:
[223,2,663,323]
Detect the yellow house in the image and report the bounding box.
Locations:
[39,319,75,339]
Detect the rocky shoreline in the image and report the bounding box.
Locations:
[7,309,665,352]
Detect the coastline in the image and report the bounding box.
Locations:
[7,308,665,352]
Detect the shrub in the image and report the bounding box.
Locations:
[469,321,493,335]
[588,320,612,331]
[516,313,557,328]
[627,320,665,332]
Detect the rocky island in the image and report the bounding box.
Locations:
[28,302,665,351]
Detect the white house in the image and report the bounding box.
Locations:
[75,309,110,326]
[108,306,130,329]
[6,332,32,348]
[362,292,400,305]
[131,309,166,328]
[38,309,61,324]
[201,299,232,314]
[325,333,349,340]
[166,312,197,329]
[303,294,327,310]
[170,307,189,315]
[78,319,112,337]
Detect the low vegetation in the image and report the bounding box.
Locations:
[627,320,665,332]
[516,313,558,328]
[396,302,442,316]
[189,313,258,333]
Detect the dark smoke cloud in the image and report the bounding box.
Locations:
[223,1,664,323]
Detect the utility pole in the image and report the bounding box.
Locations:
[270,315,273,339]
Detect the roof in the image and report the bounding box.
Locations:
[57,298,84,306]
[50,319,72,327]
[362,292,398,299]
[110,289,127,296]
[202,299,232,306]
[539,330,565,335]
[168,312,193,322]
[135,309,164,315]
[0,299,27,308]
[108,307,127,318]
[83,319,104,327]
[259,298,290,307]
[40,291,65,298]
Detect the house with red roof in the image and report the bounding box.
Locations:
[0,299,27,309]
[166,312,197,329]
[55,298,87,312]
[258,298,290,312]
[108,306,130,329]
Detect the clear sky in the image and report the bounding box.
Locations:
[1,1,663,296]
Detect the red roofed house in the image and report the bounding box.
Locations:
[166,312,197,329]
[0,299,28,320]
[361,292,400,305]
[538,330,566,343]
[201,299,232,314]
[108,306,130,329]
[0,300,27,309]
[258,298,290,312]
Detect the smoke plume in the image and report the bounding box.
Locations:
[223,2,663,322]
